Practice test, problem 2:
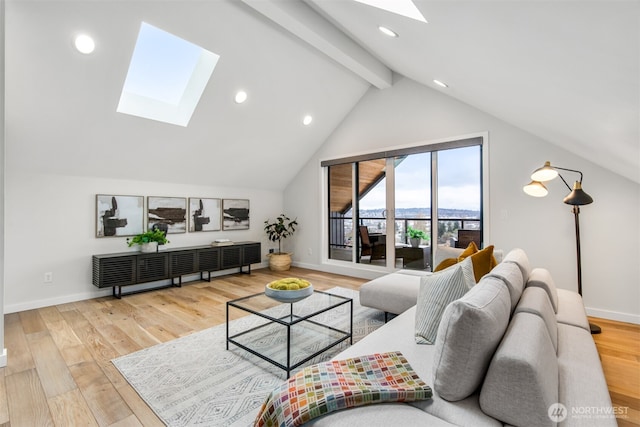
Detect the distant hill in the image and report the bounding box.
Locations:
[359,208,479,219]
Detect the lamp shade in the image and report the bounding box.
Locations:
[523,180,548,197]
[531,161,559,182]
[563,181,593,206]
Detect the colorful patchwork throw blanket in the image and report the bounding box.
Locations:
[254,351,432,427]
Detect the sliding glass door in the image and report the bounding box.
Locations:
[436,146,482,250]
[394,153,432,269]
[327,163,353,261]
[357,159,387,264]
[325,137,484,271]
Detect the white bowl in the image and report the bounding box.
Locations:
[265,283,313,303]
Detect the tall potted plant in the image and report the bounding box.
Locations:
[264,214,298,271]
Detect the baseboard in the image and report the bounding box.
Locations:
[4,288,113,314]
[4,263,271,314]
[291,261,383,280]
[586,307,640,325]
[0,349,6,368]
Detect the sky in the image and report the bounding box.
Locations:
[359,146,481,211]
[122,22,203,105]
[117,22,219,127]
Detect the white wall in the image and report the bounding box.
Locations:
[0,0,7,366]
[3,172,283,313]
[285,77,640,324]
[4,75,637,324]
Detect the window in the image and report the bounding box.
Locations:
[328,163,353,261]
[436,146,482,248]
[117,22,219,127]
[323,136,484,271]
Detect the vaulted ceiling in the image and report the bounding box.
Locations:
[5,0,639,189]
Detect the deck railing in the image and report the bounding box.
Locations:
[328,215,481,249]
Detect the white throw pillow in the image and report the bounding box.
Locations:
[414,256,475,344]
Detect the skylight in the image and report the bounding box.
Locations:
[353,0,427,23]
[117,22,219,127]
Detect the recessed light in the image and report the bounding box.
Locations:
[378,26,398,38]
[74,34,95,54]
[235,91,248,104]
[433,79,448,88]
[303,115,313,126]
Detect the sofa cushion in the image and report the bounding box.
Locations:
[332,306,504,427]
[415,257,475,344]
[493,249,504,264]
[502,248,531,281]
[526,267,559,313]
[396,269,434,277]
[432,276,511,401]
[434,244,496,282]
[434,245,465,268]
[457,241,479,260]
[359,272,421,315]
[305,403,457,427]
[556,289,590,331]
[457,241,499,270]
[515,287,558,352]
[467,245,496,282]
[557,324,617,426]
[485,261,525,313]
[480,311,559,427]
[434,257,458,272]
[525,268,589,331]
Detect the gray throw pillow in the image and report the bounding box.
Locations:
[432,276,512,401]
[414,256,475,344]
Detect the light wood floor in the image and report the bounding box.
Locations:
[0,267,637,426]
[591,317,640,426]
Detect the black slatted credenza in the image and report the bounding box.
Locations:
[92,242,261,298]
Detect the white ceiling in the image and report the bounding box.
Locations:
[5,0,639,189]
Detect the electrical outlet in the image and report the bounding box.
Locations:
[307,247,312,255]
[44,272,53,283]
[269,248,274,254]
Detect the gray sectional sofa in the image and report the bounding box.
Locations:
[307,248,615,426]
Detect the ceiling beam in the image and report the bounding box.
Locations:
[241,0,393,89]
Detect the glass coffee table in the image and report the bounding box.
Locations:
[226,289,353,378]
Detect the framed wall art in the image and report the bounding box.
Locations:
[147,196,187,234]
[96,194,144,237]
[189,197,221,232]
[222,199,250,230]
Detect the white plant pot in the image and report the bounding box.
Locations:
[141,242,158,253]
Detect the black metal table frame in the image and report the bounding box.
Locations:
[226,290,353,378]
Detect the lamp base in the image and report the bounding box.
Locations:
[590,322,601,334]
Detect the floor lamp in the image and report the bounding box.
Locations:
[523,161,601,334]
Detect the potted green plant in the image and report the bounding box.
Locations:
[407,226,429,248]
[127,228,169,253]
[264,214,298,271]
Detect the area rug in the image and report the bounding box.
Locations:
[112,287,384,426]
